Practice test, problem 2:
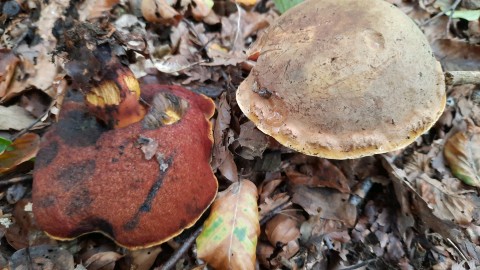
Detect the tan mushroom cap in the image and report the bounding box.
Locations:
[236,0,446,159]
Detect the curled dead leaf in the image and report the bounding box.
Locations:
[265,214,299,246]
[444,124,480,187]
[196,180,260,270]
[265,214,300,259]
[140,0,181,24]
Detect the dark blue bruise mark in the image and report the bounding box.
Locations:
[123,154,175,231]
[34,140,58,169]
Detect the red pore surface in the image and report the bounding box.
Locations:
[32,85,217,249]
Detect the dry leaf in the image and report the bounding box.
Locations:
[196,180,260,270]
[258,192,290,219]
[265,214,300,258]
[125,246,162,270]
[212,93,238,181]
[0,105,36,131]
[78,0,120,21]
[5,199,55,250]
[432,39,480,71]
[291,185,357,227]
[190,0,214,20]
[0,133,39,174]
[9,245,74,269]
[4,44,59,102]
[235,121,268,160]
[265,214,300,246]
[84,251,124,270]
[444,125,480,187]
[286,159,351,193]
[0,49,19,99]
[416,174,475,226]
[141,0,181,24]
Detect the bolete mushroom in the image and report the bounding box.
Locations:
[32,67,218,249]
[236,0,446,159]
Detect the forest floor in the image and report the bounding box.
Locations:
[0,0,480,269]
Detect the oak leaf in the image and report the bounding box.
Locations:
[196,180,260,270]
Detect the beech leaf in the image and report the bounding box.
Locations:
[444,126,480,187]
[196,180,260,270]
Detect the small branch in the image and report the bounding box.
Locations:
[0,175,32,187]
[160,226,203,270]
[445,71,480,86]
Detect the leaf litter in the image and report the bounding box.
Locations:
[0,0,480,269]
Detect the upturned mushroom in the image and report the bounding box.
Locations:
[236,0,446,159]
[32,64,218,249]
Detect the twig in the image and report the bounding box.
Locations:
[421,0,462,28]
[232,3,243,51]
[0,175,32,187]
[445,71,480,86]
[446,0,462,36]
[259,201,292,226]
[11,109,50,141]
[446,238,468,262]
[160,226,203,270]
[339,259,377,270]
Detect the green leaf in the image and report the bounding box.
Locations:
[0,137,13,155]
[445,9,480,21]
[273,0,304,13]
[196,180,260,270]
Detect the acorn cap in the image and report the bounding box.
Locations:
[236,0,446,159]
[32,84,217,249]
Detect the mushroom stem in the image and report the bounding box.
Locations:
[85,63,147,129]
[445,71,480,86]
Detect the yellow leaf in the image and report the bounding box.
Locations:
[235,0,258,6]
[196,180,260,270]
[444,124,480,187]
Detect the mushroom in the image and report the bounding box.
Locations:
[32,67,218,249]
[236,0,446,159]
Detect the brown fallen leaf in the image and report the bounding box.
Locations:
[432,39,480,71]
[212,93,238,182]
[125,246,162,270]
[196,180,260,270]
[3,44,59,102]
[190,0,214,21]
[265,214,300,246]
[83,251,124,270]
[234,121,268,160]
[444,123,480,187]
[0,133,39,175]
[286,158,351,193]
[0,49,19,99]
[416,174,475,226]
[291,185,357,227]
[140,0,181,24]
[265,214,300,259]
[78,0,120,21]
[5,199,56,250]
